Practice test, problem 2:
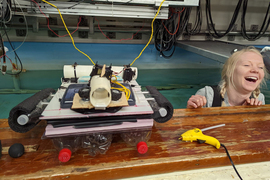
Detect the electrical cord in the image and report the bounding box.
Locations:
[0,0,12,23]
[205,0,242,39]
[153,7,191,59]
[154,17,176,58]
[41,0,95,65]
[129,0,166,66]
[9,0,28,53]
[0,0,23,75]
[0,33,6,65]
[162,9,183,36]
[66,0,84,9]
[2,24,23,75]
[32,0,82,37]
[176,7,191,38]
[106,0,133,5]
[154,18,175,52]
[111,75,130,100]
[185,0,202,35]
[221,144,243,180]
[95,17,146,42]
[160,44,176,59]
[241,0,270,41]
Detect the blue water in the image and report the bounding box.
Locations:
[3,42,222,70]
[1,68,269,119]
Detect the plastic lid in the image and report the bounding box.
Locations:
[17,114,29,125]
[159,108,167,117]
[137,141,148,154]
[59,148,72,162]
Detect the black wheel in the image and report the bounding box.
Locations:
[78,87,90,100]
[111,89,122,101]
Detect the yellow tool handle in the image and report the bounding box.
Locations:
[180,128,221,149]
[197,135,220,149]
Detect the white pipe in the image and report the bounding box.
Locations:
[90,75,111,110]
[63,65,138,80]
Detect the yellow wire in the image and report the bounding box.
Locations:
[42,0,166,66]
[111,75,130,100]
[130,0,166,66]
[111,79,131,100]
[41,0,95,65]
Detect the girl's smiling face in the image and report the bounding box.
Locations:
[232,51,265,94]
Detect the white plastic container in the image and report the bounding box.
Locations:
[90,75,111,110]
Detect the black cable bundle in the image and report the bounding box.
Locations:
[185,1,202,35]
[154,18,176,59]
[176,7,192,39]
[2,0,12,22]
[154,7,191,58]
[205,0,242,39]
[241,0,270,41]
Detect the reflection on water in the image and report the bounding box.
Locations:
[137,69,222,109]
[0,69,269,118]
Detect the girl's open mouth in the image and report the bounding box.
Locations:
[245,76,258,83]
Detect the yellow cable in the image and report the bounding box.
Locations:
[41,0,95,65]
[112,80,131,100]
[130,0,166,66]
[42,0,166,66]
[111,75,130,100]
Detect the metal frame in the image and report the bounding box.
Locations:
[33,2,169,19]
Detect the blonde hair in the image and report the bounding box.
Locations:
[219,46,268,98]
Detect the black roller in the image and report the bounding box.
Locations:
[146,86,174,123]
[8,88,55,133]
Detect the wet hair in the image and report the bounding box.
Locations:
[219,46,268,98]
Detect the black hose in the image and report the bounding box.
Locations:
[186,1,202,35]
[205,0,242,38]
[154,7,191,58]
[241,0,270,40]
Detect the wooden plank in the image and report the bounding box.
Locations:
[173,104,270,117]
[1,105,270,180]
[2,144,39,154]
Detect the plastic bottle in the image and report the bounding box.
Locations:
[52,136,82,162]
[81,133,112,157]
[120,130,152,154]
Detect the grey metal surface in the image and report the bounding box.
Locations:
[92,0,199,6]
[29,1,169,19]
[176,41,248,64]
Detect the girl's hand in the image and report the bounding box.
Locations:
[187,95,207,108]
[243,98,262,106]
